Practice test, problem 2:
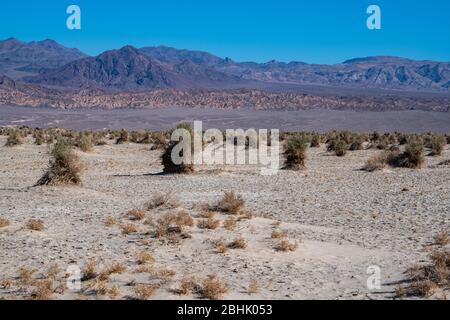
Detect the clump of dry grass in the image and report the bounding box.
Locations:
[25,219,44,231]
[81,258,97,281]
[100,262,126,280]
[248,279,259,294]
[223,217,237,231]
[276,239,299,252]
[215,240,228,254]
[177,276,197,295]
[30,279,54,300]
[0,217,10,228]
[121,223,138,235]
[136,251,155,265]
[133,284,158,300]
[104,216,117,227]
[125,209,146,221]
[108,285,121,299]
[36,139,83,186]
[397,249,449,298]
[197,275,228,300]
[88,279,109,295]
[154,211,194,239]
[227,236,248,249]
[271,230,288,239]
[197,218,220,230]
[434,229,449,246]
[363,153,388,172]
[17,267,36,285]
[145,192,179,210]
[215,191,245,215]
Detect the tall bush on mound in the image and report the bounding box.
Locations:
[283,135,308,170]
[5,130,23,147]
[334,139,348,157]
[161,123,195,174]
[36,139,83,186]
[388,140,425,169]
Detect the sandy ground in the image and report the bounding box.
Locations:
[0,136,449,300]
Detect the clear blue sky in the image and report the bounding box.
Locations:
[1,0,449,64]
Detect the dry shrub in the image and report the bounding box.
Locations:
[177,276,197,295]
[223,217,237,231]
[154,211,194,238]
[31,279,54,300]
[134,284,158,300]
[125,209,146,221]
[89,279,109,295]
[46,264,60,280]
[197,218,220,230]
[121,223,138,235]
[36,139,83,186]
[197,275,228,300]
[227,236,247,249]
[5,130,23,147]
[363,153,388,172]
[17,267,36,285]
[271,230,288,239]
[81,258,97,281]
[399,249,449,297]
[25,219,44,231]
[104,216,117,227]
[248,279,259,294]
[108,285,121,299]
[276,239,299,252]
[434,229,449,246]
[0,217,10,228]
[101,262,126,278]
[136,251,155,265]
[145,192,179,210]
[310,135,320,148]
[215,191,245,215]
[283,135,308,170]
[216,241,228,254]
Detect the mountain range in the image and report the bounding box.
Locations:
[1,38,449,93]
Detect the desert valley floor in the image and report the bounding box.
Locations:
[0,134,449,299]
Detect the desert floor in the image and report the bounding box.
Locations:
[0,136,449,300]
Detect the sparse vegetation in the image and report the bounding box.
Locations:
[25,219,44,231]
[215,191,245,215]
[133,284,158,300]
[227,236,247,249]
[434,229,449,246]
[197,218,220,230]
[363,153,388,172]
[197,275,228,300]
[0,217,10,228]
[276,239,299,252]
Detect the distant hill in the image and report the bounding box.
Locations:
[1,38,449,92]
[0,38,87,79]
